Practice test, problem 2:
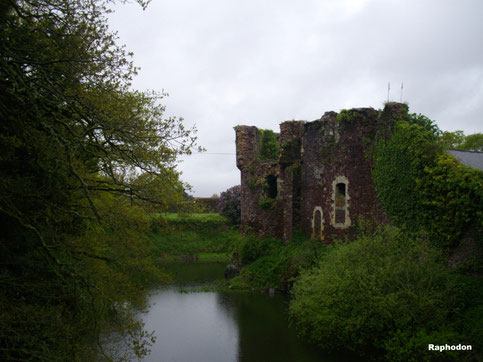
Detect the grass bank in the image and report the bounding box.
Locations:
[148,213,240,264]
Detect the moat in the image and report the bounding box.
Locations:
[139,262,340,362]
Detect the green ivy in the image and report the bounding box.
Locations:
[280,137,300,161]
[259,197,274,209]
[319,134,337,164]
[417,153,483,246]
[336,109,360,124]
[372,113,483,248]
[259,129,279,160]
[247,178,258,189]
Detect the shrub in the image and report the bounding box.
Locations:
[289,226,464,360]
[218,185,241,225]
[230,232,327,291]
[231,235,280,266]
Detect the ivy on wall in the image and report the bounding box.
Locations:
[336,109,360,124]
[372,112,483,247]
[259,129,279,160]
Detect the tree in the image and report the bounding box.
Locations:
[459,133,483,152]
[439,130,465,149]
[218,185,241,225]
[0,0,200,359]
[439,131,483,152]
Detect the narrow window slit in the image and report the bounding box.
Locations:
[266,175,278,199]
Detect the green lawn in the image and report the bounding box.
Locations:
[149,213,237,263]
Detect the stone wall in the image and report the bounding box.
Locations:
[235,126,283,238]
[235,103,407,242]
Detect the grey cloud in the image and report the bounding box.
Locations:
[109,0,483,196]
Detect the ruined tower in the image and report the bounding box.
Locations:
[235,103,408,242]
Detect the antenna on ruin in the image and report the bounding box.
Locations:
[387,82,390,102]
[400,82,404,103]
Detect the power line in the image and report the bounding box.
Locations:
[203,152,235,155]
[181,152,236,156]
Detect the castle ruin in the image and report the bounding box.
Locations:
[235,103,408,243]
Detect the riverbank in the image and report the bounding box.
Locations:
[147,213,482,361]
[148,213,323,293]
[228,223,482,362]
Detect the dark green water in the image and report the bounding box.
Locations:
[141,262,345,362]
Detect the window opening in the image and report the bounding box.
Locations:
[331,176,350,228]
[312,207,323,240]
[266,175,278,199]
[335,182,347,224]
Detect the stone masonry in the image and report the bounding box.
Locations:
[235,103,408,243]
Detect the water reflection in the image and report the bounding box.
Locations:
[142,289,238,362]
[140,263,343,362]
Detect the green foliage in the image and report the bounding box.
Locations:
[259,129,279,160]
[218,185,241,225]
[231,235,281,266]
[439,131,483,152]
[439,130,466,149]
[372,113,482,247]
[416,153,483,246]
[148,213,235,257]
[247,177,258,189]
[458,133,483,152]
[372,120,441,233]
[289,226,466,361]
[336,109,360,124]
[259,197,274,209]
[407,112,442,136]
[281,137,299,152]
[0,193,169,360]
[230,232,326,291]
[319,135,337,164]
[151,213,228,232]
[0,0,200,359]
[451,274,483,355]
[280,137,301,161]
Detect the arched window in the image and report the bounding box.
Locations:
[331,176,350,228]
[311,206,323,240]
[335,183,346,224]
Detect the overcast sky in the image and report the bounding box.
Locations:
[108,0,483,197]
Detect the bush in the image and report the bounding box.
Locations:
[289,226,465,360]
[231,235,281,266]
[230,232,326,291]
[218,185,241,225]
